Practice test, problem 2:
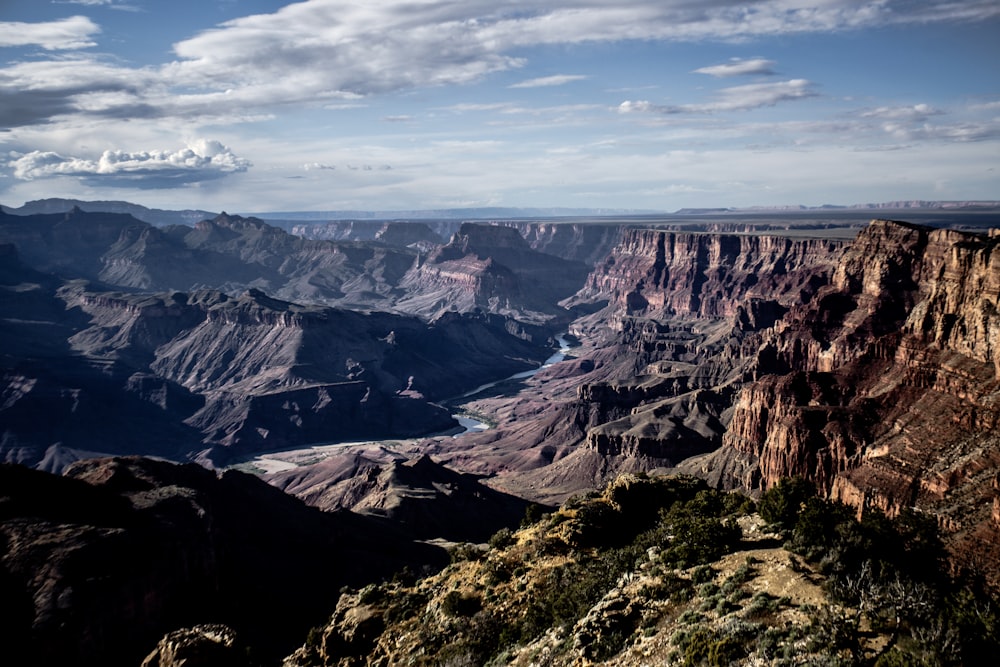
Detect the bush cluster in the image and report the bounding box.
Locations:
[760,477,1000,665]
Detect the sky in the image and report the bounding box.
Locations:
[0,0,998,214]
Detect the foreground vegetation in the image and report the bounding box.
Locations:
[287,474,999,666]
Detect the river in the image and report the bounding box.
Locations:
[239,334,572,474]
[451,334,572,401]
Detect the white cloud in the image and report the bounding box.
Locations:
[3,2,999,129]
[510,74,588,88]
[0,16,99,50]
[694,58,777,77]
[705,79,817,111]
[126,1,1000,122]
[859,104,943,121]
[55,0,140,10]
[620,79,817,115]
[618,100,658,114]
[444,103,515,113]
[9,139,251,188]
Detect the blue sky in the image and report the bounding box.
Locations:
[0,1,998,213]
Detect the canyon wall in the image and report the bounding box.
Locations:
[474,220,1000,585]
[562,229,847,458]
[694,220,1000,580]
[577,228,842,321]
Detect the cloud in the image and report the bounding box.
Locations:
[444,102,514,112]
[3,1,999,131]
[510,74,588,88]
[694,58,777,77]
[0,16,100,50]
[705,79,817,111]
[9,139,251,188]
[54,0,141,10]
[620,79,817,115]
[0,56,160,128]
[139,1,1000,120]
[859,103,943,121]
[618,100,659,114]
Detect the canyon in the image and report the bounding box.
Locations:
[2,200,999,664]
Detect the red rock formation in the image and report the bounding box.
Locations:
[698,220,1000,585]
[577,228,843,321]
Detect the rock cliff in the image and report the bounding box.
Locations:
[412,219,999,584]
[694,220,1000,582]
[576,228,841,320]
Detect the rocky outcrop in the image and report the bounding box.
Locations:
[0,457,447,666]
[515,221,624,266]
[270,454,534,542]
[374,221,443,248]
[140,625,249,667]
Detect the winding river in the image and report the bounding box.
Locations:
[241,334,572,474]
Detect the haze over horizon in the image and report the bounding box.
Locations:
[1,1,998,213]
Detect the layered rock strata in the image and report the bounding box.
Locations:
[694,220,1000,582]
[396,222,591,322]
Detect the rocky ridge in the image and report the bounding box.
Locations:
[269,453,534,543]
[282,472,998,666]
[1,209,615,330]
[1,264,552,469]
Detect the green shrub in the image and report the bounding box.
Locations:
[450,543,485,563]
[691,565,715,584]
[758,477,815,529]
[441,591,482,617]
[488,527,515,550]
[674,626,745,666]
[662,515,741,566]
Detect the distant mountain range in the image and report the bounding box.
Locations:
[3,198,998,228]
[1,198,217,227]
